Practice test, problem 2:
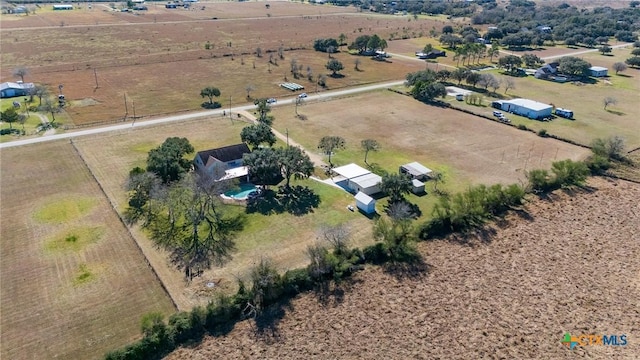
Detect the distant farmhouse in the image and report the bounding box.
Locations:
[492,99,553,120]
[193,143,251,181]
[0,82,34,98]
[415,50,446,59]
[534,62,559,79]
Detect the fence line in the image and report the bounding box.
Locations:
[69,139,179,311]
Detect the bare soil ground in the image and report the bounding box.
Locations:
[167,177,640,360]
[0,141,175,360]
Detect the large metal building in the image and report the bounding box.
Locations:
[493,98,553,120]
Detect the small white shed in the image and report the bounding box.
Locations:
[589,66,608,77]
[411,179,425,194]
[355,191,376,214]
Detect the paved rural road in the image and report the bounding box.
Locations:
[498,43,632,61]
[387,52,457,69]
[0,80,404,149]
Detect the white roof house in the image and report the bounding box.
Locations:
[0,82,34,98]
[400,162,432,180]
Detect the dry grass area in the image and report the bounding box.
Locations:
[167,177,640,360]
[0,141,175,360]
[272,90,590,187]
[0,3,445,125]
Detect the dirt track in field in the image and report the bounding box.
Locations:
[167,177,640,360]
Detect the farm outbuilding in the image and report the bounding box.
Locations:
[494,98,553,120]
[332,163,382,196]
[400,162,432,181]
[589,66,608,77]
[52,4,73,10]
[355,191,376,214]
[411,179,425,194]
[0,82,34,98]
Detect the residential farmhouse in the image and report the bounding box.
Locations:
[193,143,251,181]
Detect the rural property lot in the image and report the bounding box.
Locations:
[0,141,175,360]
[271,90,590,188]
[71,117,374,309]
[167,177,640,360]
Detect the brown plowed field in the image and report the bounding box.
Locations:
[167,177,640,360]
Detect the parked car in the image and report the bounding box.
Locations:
[266,98,277,104]
[493,110,503,117]
[298,93,308,98]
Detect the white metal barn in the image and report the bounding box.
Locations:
[499,98,553,120]
[355,191,376,214]
[332,163,382,196]
[400,162,433,181]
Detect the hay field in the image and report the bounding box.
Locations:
[0,140,175,360]
[167,177,640,360]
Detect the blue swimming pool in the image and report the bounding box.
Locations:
[223,184,258,200]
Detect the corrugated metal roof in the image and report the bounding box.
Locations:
[332,163,370,179]
[503,98,552,112]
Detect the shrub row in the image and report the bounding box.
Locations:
[419,183,526,239]
[527,159,591,193]
[106,241,375,360]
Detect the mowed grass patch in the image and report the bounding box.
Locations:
[33,196,97,224]
[0,141,175,360]
[45,225,105,253]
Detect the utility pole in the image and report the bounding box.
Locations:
[123,93,128,119]
[132,100,136,119]
[94,68,99,88]
[286,128,289,147]
[229,96,232,123]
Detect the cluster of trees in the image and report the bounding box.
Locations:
[106,216,420,359]
[526,159,590,193]
[624,43,640,68]
[348,34,387,54]
[470,1,639,47]
[244,146,314,189]
[407,68,509,98]
[419,183,526,239]
[313,38,339,53]
[405,69,447,103]
[557,56,592,78]
[241,99,276,149]
[125,137,245,281]
[585,136,628,175]
[0,107,27,134]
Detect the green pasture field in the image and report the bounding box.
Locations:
[0,140,175,360]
